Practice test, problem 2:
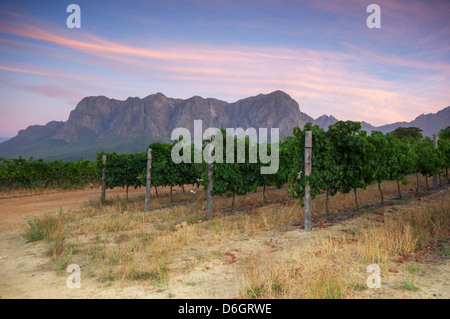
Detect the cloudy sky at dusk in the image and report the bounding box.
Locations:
[0,0,449,137]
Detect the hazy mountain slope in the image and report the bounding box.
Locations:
[314,107,449,136]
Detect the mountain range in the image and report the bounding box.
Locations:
[0,90,448,161]
[314,108,450,137]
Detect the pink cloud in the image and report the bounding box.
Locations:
[5,81,81,100]
[0,65,59,77]
[0,11,448,127]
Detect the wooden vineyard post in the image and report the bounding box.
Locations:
[205,162,213,220]
[304,131,312,231]
[433,134,438,189]
[101,154,106,203]
[144,148,152,211]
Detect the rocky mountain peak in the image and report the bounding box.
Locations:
[0,93,447,161]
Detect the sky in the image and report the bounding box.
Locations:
[0,0,449,137]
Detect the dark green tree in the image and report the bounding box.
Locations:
[392,127,423,140]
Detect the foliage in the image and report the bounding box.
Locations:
[438,126,450,140]
[391,127,423,140]
[0,157,97,190]
[96,151,146,194]
[207,129,259,210]
[286,121,449,211]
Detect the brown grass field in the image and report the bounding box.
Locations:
[0,174,448,299]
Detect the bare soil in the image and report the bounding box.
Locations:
[0,186,448,299]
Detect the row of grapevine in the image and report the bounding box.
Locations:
[96,151,147,199]
[96,142,204,201]
[286,122,450,216]
[95,123,450,217]
[206,129,287,211]
[96,132,287,208]
[0,157,97,190]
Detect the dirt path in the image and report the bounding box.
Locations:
[0,187,448,299]
[0,186,269,298]
[0,187,147,233]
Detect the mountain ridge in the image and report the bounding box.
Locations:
[0,91,311,160]
[314,106,450,137]
[0,91,448,161]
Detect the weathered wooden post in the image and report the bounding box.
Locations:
[433,134,438,189]
[205,133,215,220]
[205,161,213,220]
[144,148,152,211]
[101,154,106,203]
[205,132,215,220]
[304,131,312,231]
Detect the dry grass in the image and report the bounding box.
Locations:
[23,174,449,297]
[238,188,449,299]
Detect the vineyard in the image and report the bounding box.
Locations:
[0,157,97,191]
[96,122,450,216]
[1,122,449,214]
[1,121,450,299]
